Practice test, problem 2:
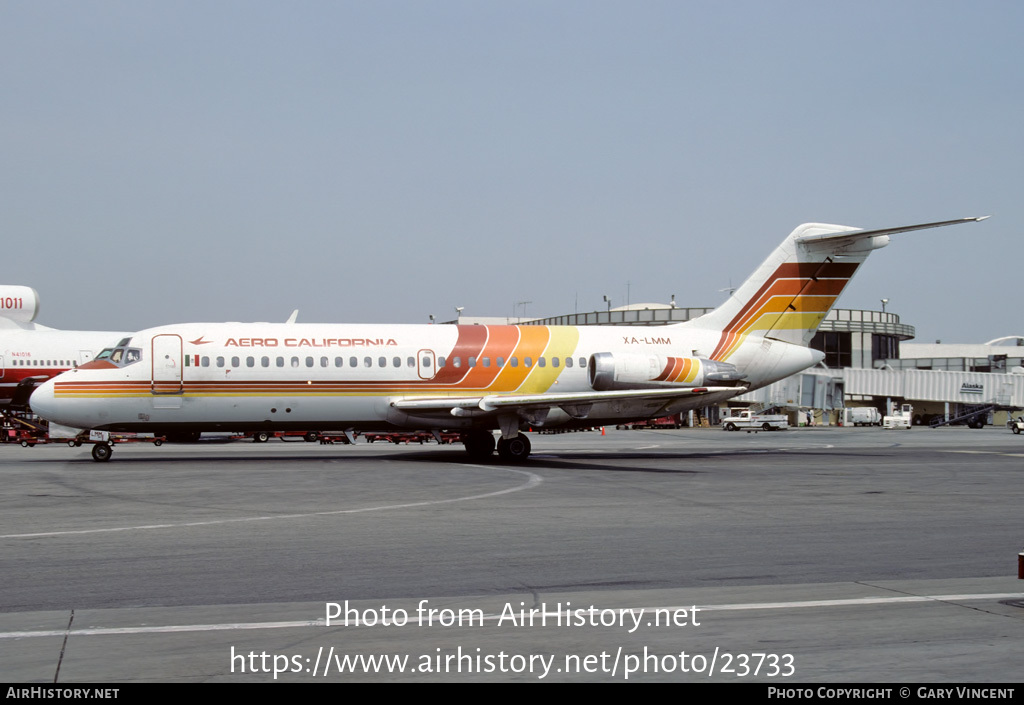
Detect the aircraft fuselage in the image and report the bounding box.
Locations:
[29,321,817,434]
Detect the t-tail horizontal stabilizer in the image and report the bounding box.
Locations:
[697,216,989,359]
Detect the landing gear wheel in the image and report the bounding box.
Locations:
[497,434,532,462]
[463,430,496,460]
[91,443,112,462]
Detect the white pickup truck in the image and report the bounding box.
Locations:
[721,410,789,432]
[1008,416,1024,435]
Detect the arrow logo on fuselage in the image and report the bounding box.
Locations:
[189,336,214,345]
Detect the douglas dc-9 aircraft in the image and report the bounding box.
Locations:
[31,217,987,462]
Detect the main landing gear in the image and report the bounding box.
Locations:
[462,429,532,462]
[463,429,496,460]
[497,434,531,462]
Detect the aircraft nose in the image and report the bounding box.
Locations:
[29,378,58,420]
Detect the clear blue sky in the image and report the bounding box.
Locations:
[3,1,1021,344]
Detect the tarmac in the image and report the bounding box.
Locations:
[2,425,1022,683]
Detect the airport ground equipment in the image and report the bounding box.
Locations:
[928,403,995,429]
[884,403,914,430]
[841,407,882,426]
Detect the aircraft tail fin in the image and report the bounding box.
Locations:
[691,217,988,361]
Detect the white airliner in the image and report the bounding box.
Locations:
[0,286,127,411]
[30,217,987,462]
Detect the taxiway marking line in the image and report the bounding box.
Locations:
[0,466,542,539]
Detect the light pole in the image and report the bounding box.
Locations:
[516,300,532,321]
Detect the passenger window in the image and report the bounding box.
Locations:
[350,356,358,367]
[335,357,344,367]
[538,357,546,368]
[438,356,446,368]
[483,357,490,367]
[378,356,386,367]
[510,357,519,368]
[469,356,476,367]
[453,357,461,368]
[496,357,504,367]
[422,357,432,368]
[552,357,559,368]
[364,357,372,368]
[579,357,587,368]
[321,357,329,368]
[216,357,225,368]
[566,357,573,368]
[246,357,255,367]
[524,357,532,368]
[291,357,300,368]
[201,357,210,367]
[262,356,270,367]
[393,357,401,367]
[407,357,415,367]
[231,356,240,367]
[305,356,314,367]
[276,357,285,367]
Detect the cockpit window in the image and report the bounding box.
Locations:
[106,347,143,368]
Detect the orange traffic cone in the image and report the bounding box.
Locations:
[601,426,606,436]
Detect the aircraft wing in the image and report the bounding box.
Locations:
[391,386,738,418]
